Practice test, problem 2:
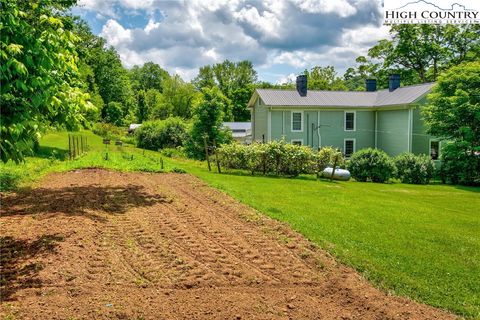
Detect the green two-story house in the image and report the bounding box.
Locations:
[248,75,440,159]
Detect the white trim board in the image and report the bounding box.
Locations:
[291,110,304,132]
[344,110,356,132]
[343,138,356,157]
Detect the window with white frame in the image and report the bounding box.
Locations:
[344,139,355,158]
[344,111,355,131]
[291,139,302,146]
[430,140,440,160]
[291,111,303,132]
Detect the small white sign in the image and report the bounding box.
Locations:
[383,0,480,24]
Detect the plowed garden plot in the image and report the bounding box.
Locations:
[1,169,455,319]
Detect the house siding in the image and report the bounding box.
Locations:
[411,105,435,155]
[253,98,268,142]
[376,109,410,156]
[250,95,437,158]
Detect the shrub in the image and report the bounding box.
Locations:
[313,146,344,176]
[216,141,340,177]
[439,142,480,185]
[93,122,125,140]
[136,117,188,151]
[347,148,395,183]
[394,153,435,184]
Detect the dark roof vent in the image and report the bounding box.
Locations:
[365,79,377,92]
[389,74,401,92]
[296,75,307,97]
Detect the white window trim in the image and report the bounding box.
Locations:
[429,139,441,160]
[291,139,303,146]
[291,110,304,132]
[344,111,356,132]
[343,138,356,158]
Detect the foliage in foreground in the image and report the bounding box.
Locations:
[0,0,95,163]
[217,141,343,177]
[347,148,396,183]
[394,153,435,184]
[186,87,233,159]
[423,61,480,186]
[136,117,188,151]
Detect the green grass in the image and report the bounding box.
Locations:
[1,130,479,318]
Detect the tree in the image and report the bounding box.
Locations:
[186,87,232,159]
[423,61,480,185]
[0,0,95,163]
[193,60,257,121]
[161,75,200,119]
[304,66,347,91]
[368,25,479,82]
[104,102,124,126]
[129,62,169,92]
[136,90,148,123]
[145,88,170,120]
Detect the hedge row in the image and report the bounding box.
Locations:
[347,148,435,184]
[217,141,343,177]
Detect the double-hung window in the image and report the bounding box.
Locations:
[291,111,303,132]
[344,111,355,131]
[344,139,355,158]
[430,140,440,160]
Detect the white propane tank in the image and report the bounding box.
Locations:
[321,167,351,181]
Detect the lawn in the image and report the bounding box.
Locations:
[1,130,479,318]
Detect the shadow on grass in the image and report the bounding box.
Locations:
[0,234,64,301]
[214,169,340,183]
[1,184,168,222]
[34,146,69,160]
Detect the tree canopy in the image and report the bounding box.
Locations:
[1,0,94,163]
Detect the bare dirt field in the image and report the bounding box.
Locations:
[1,169,455,319]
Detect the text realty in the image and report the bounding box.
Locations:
[386,10,479,19]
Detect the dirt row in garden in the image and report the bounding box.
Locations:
[0,169,455,319]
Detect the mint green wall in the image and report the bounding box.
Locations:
[269,109,374,153]
[252,95,435,158]
[412,105,435,155]
[376,109,409,156]
[252,98,268,142]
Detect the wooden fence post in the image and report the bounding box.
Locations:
[203,135,211,172]
[213,139,221,174]
[68,134,72,160]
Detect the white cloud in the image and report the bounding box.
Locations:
[276,73,297,84]
[77,0,388,81]
[100,19,132,46]
[292,0,357,17]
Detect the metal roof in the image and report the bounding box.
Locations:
[251,82,434,108]
[222,122,252,130]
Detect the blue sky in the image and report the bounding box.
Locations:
[72,0,390,83]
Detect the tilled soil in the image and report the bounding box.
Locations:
[0,169,455,319]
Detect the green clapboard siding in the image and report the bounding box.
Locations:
[377,109,409,156]
[412,106,434,156]
[253,99,268,142]
[270,109,374,153]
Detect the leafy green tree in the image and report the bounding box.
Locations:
[145,88,170,120]
[193,60,257,121]
[423,61,480,185]
[136,90,148,123]
[161,75,200,119]
[186,87,232,159]
[0,0,95,163]
[368,25,479,82]
[104,102,124,126]
[129,62,169,92]
[304,66,347,91]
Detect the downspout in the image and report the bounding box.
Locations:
[374,110,378,149]
[282,111,285,138]
[317,111,321,149]
[267,107,272,142]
